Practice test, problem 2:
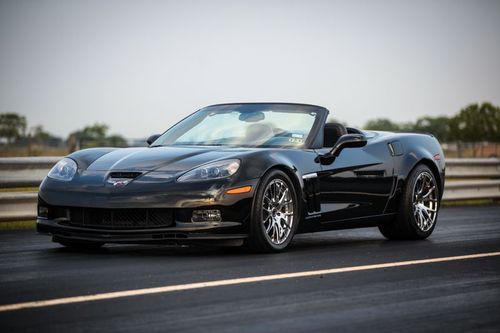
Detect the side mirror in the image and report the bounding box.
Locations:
[147,134,161,146]
[316,134,367,165]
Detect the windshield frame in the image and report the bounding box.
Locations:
[152,103,329,149]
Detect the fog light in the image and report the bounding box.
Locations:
[38,206,49,218]
[191,210,221,223]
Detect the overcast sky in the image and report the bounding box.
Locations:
[1,0,499,139]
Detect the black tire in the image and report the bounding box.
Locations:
[245,169,300,252]
[55,238,104,251]
[379,164,440,240]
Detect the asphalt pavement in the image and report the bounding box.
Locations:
[1,205,500,332]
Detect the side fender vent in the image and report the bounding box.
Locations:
[388,141,404,156]
[303,173,321,213]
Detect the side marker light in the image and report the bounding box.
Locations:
[226,186,252,194]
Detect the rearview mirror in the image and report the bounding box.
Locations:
[239,111,265,123]
[316,134,367,165]
[147,134,161,146]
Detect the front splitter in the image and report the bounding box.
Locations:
[37,218,248,244]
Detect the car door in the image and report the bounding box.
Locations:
[315,133,396,223]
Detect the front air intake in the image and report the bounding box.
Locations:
[109,172,142,179]
[68,208,174,229]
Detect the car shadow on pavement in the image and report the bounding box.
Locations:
[47,227,425,258]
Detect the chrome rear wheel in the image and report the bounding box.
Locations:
[378,164,440,240]
[412,172,438,232]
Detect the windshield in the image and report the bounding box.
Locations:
[153,104,321,148]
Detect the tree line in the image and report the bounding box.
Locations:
[0,113,127,149]
[364,102,500,142]
[1,102,499,148]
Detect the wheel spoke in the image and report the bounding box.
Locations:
[417,179,425,195]
[421,208,430,221]
[422,186,435,199]
[415,209,422,228]
[278,188,288,204]
[279,217,291,229]
[264,216,273,233]
[278,200,293,210]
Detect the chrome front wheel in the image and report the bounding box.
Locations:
[262,179,294,245]
[247,169,299,252]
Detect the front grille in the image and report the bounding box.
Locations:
[67,208,174,229]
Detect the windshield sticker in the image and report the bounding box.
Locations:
[289,138,304,144]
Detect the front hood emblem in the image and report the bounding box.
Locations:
[106,178,132,188]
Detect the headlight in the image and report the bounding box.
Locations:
[47,158,78,181]
[177,159,240,182]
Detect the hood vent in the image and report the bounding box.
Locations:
[109,172,142,179]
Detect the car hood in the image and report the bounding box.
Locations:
[84,146,249,173]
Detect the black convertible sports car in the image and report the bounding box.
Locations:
[37,103,445,252]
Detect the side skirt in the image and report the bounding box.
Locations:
[297,213,396,233]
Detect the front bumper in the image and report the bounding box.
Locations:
[37,174,257,244]
[37,218,248,244]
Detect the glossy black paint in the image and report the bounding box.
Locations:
[37,103,445,244]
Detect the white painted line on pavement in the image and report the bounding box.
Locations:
[1,251,499,313]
